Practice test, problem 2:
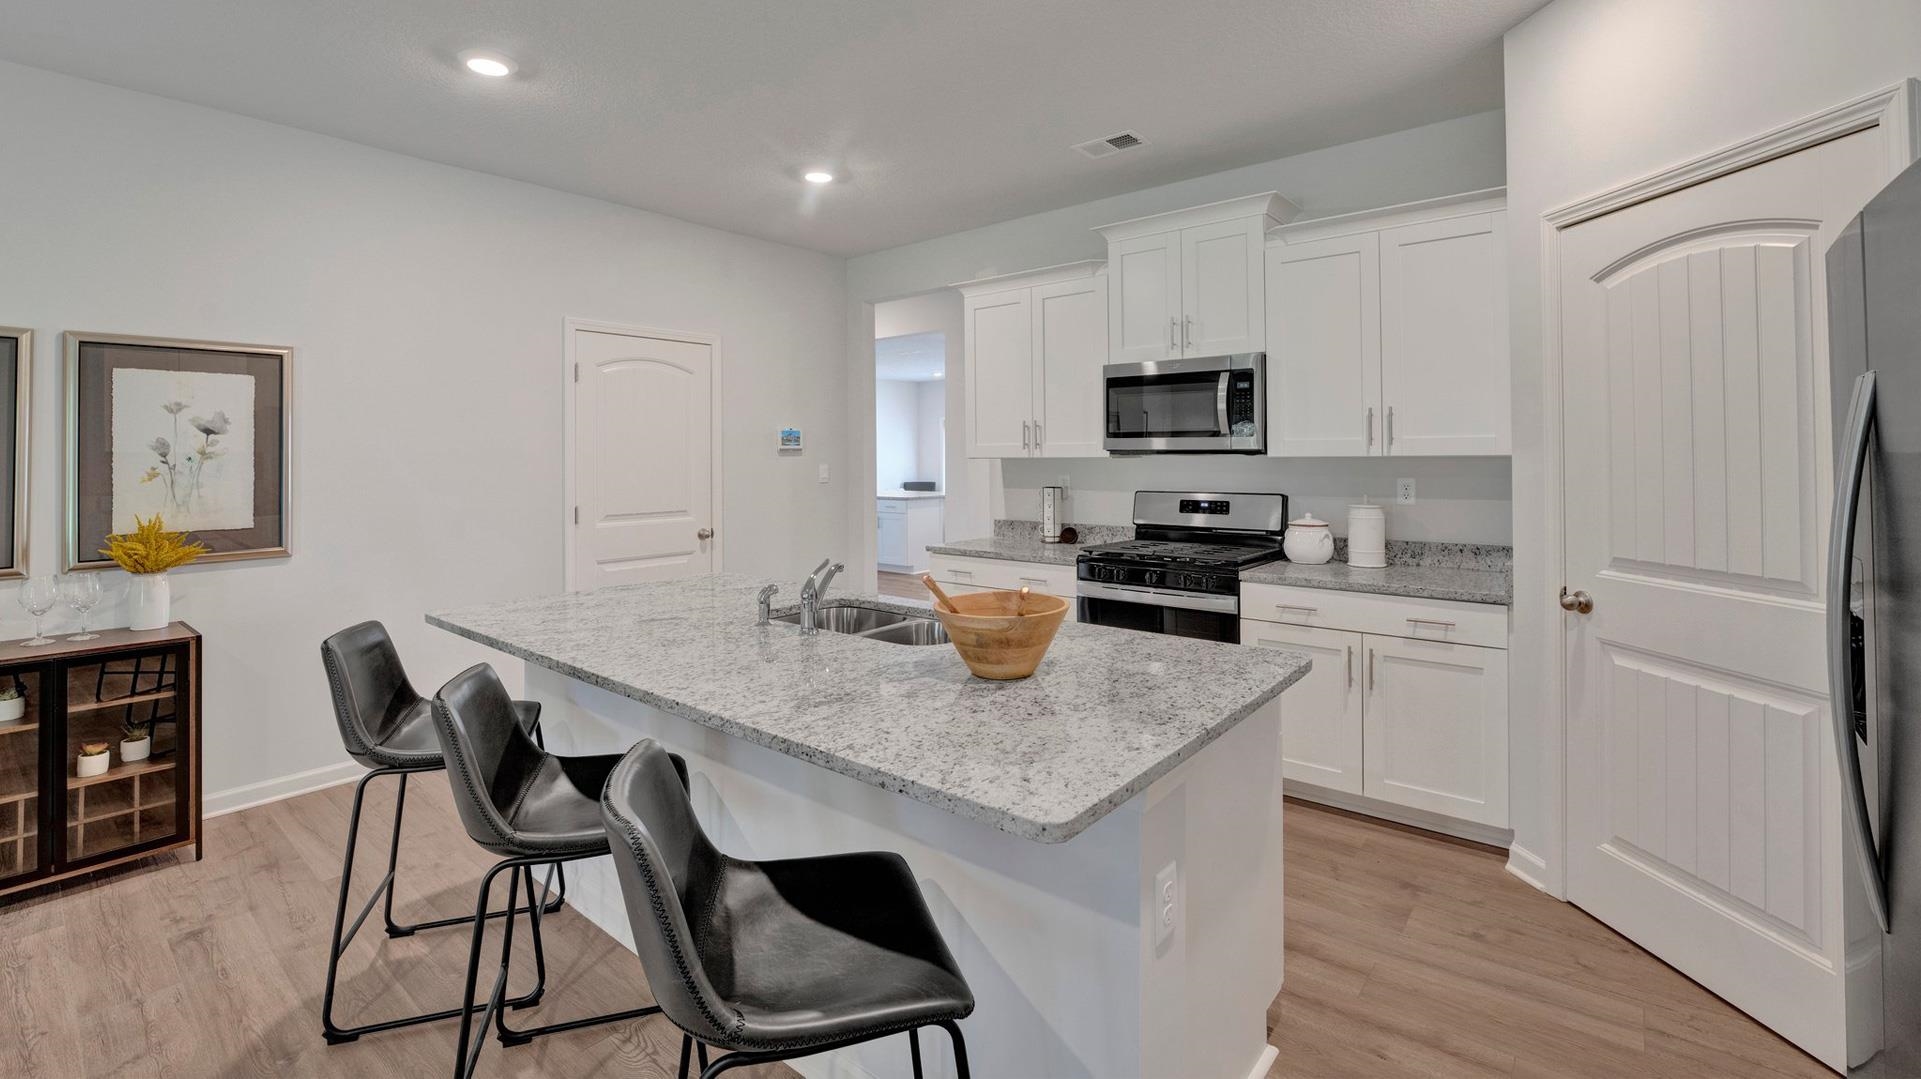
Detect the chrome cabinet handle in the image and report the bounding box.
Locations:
[1557,588,1593,614]
[950,568,973,580]
[1367,648,1376,693]
[1019,576,1048,586]
[1406,617,1456,630]
[1169,316,1179,353]
[696,527,714,541]
[1034,421,1043,450]
[1274,603,1318,620]
[1345,645,1353,689]
[1387,405,1395,447]
[1366,406,1374,449]
[1830,369,1889,932]
[1022,421,1030,449]
[1184,316,1193,350]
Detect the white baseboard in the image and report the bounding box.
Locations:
[1284,780,1514,848]
[204,760,363,818]
[1505,843,1551,893]
[1246,1044,1280,1079]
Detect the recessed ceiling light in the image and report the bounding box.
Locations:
[931,372,944,379]
[803,170,835,184]
[459,50,516,78]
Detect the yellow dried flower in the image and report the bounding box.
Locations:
[99,514,209,574]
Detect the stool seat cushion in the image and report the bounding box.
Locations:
[492,752,624,857]
[363,699,543,769]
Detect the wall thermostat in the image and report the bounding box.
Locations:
[778,427,804,450]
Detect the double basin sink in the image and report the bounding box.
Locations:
[772,600,950,646]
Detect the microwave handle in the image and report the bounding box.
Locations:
[1216,372,1231,436]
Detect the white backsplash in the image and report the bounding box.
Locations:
[1000,455,1512,542]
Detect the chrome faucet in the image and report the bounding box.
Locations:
[799,558,845,635]
[756,584,779,625]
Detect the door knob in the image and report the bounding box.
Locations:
[697,527,714,541]
[1559,587,1593,614]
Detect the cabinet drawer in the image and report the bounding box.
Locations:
[1241,581,1506,649]
[876,499,908,516]
[928,554,1075,598]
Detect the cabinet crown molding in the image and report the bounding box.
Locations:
[1094,191,1301,242]
[1272,187,1507,245]
[951,259,1105,297]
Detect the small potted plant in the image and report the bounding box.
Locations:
[0,684,23,726]
[120,719,152,763]
[76,741,110,778]
[98,514,208,631]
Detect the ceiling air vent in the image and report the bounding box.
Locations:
[1073,130,1146,159]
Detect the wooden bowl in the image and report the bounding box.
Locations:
[929,589,1070,680]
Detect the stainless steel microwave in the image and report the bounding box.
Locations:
[1103,353,1265,453]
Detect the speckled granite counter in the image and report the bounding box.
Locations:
[926,519,1129,567]
[428,573,1307,843]
[1241,560,1512,605]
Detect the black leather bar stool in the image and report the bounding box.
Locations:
[431,663,664,1079]
[319,621,564,1044]
[601,739,976,1079]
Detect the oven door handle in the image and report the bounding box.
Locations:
[1076,579,1240,614]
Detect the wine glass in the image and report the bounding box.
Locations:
[61,574,101,641]
[17,576,57,646]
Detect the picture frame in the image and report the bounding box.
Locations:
[64,332,292,570]
[0,328,30,580]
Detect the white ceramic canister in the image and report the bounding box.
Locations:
[1347,503,1387,568]
[1282,514,1335,565]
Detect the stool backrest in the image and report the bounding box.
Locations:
[430,664,550,854]
[320,621,425,765]
[601,740,739,1044]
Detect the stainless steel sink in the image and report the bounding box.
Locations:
[772,601,949,645]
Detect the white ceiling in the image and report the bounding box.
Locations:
[876,332,946,381]
[0,1,1543,256]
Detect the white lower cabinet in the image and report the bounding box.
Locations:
[926,553,1078,621]
[1241,620,1364,795]
[1243,582,1509,836]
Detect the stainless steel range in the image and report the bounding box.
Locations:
[1075,491,1288,643]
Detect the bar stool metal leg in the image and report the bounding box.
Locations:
[322,766,547,1044]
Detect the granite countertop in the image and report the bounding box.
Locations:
[429,575,1308,844]
[926,519,1132,567]
[1240,560,1511,605]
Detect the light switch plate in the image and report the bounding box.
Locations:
[818,464,831,484]
[1396,478,1416,505]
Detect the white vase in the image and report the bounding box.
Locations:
[76,752,109,778]
[120,736,151,763]
[0,696,23,725]
[127,573,171,631]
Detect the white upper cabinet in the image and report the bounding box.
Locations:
[1097,192,1299,364]
[957,261,1107,459]
[1031,274,1108,457]
[1266,189,1509,457]
[1378,210,1510,455]
[1265,232,1381,456]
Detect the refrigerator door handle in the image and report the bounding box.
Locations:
[1829,369,1890,933]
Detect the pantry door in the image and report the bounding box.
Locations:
[1558,126,1891,1069]
[566,322,719,590]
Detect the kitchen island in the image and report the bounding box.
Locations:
[430,574,1308,1079]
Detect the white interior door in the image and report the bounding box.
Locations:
[1265,233,1381,456]
[1108,232,1181,363]
[1380,212,1509,455]
[1032,274,1107,457]
[570,327,716,590]
[1180,218,1264,356]
[1560,127,1891,1068]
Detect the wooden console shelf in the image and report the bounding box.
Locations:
[0,623,201,898]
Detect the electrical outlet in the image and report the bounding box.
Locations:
[817,464,831,484]
[1396,478,1416,505]
[1153,861,1178,947]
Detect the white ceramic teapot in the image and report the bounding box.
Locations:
[1282,513,1335,565]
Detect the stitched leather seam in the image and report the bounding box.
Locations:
[320,645,375,759]
[433,699,519,849]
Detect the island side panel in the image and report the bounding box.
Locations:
[528,663,1149,1079]
[1136,694,1286,1079]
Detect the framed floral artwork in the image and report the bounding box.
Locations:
[65,333,292,569]
[0,328,29,579]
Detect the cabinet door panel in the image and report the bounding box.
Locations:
[1182,218,1265,356]
[1242,620,1363,793]
[876,511,908,568]
[1109,232,1182,363]
[1362,634,1508,826]
[1379,211,1509,455]
[1032,275,1108,457]
[963,288,1033,457]
[1266,234,1380,456]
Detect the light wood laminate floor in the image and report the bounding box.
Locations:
[877,570,924,600]
[0,776,1829,1078]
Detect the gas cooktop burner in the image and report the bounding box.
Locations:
[1079,539,1282,569]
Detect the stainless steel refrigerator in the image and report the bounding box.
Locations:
[1829,153,1921,1077]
